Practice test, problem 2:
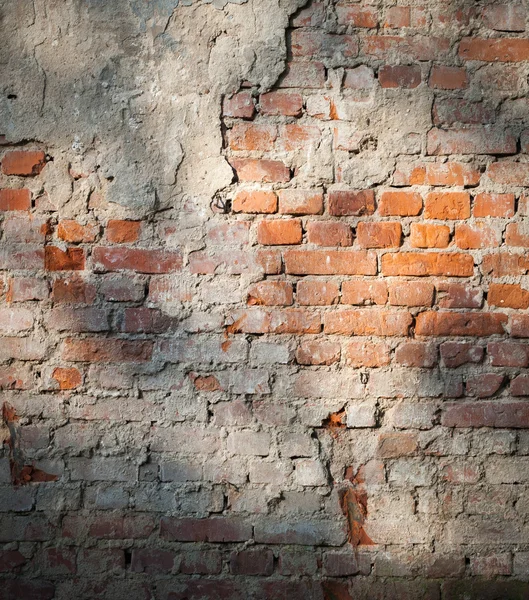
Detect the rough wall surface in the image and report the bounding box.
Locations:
[2,0,529,598]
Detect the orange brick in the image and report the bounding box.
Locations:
[58,220,98,243]
[230,159,290,183]
[45,247,85,271]
[455,223,499,249]
[297,280,339,305]
[296,340,341,365]
[278,190,323,215]
[378,191,422,216]
[429,66,468,89]
[328,190,375,216]
[228,123,277,151]
[0,189,31,211]
[278,124,320,151]
[247,281,293,306]
[356,222,401,248]
[388,281,434,306]
[106,220,141,244]
[232,190,277,214]
[381,252,473,277]
[425,162,479,186]
[257,219,302,245]
[324,309,412,336]
[336,5,378,27]
[345,340,391,367]
[415,312,507,336]
[341,280,388,305]
[2,150,46,176]
[487,162,529,186]
[488,283,529,309]
[306,221,352,246]
[285,250,377,275]
[410,223,450,248]
[52,367,82,390]
[424,192,471,220]
[505,223,529,247]
[473,193,515,218]
[460,37,529,62]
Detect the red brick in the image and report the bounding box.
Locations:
[6,277,49,302]
[279,61,326,88]
[296,340,341,365]
[396,341,437,367]
[52,367,82,390]
[511,315,529,337]
[284,250,377,275]
[437,283,483,309]
[482,253,529,277]
[427,127,516,155]
[441,342,484,367]
[2,150,46,175]
[488,283,529,309]
[470,555,512,577]
[62,338,153,362]
[410,223,450,248]
[329,190,375,216]
[488,341,529,367]
[442,402,529,428]
[433,99,495,126]
[378,191,422,216]
[424,192,470,220]
[482,4,525,32]
[0,365,33,390]
[356,222,401,248]
[233,190,277,214]
[466,374,504,398]
[228,123,277,151]
[415,312,507,336]
[297,280,339,305]
[346,340,391,367]
[459,37,529,61]
[0,549,26,572]
[279,123,321,151]
[429,66,468,89]
[180,550,223,575]
[78,548,125,574]
[474,193,515,218]
[123,308,174,333]
[52,277,96,304]
[105,277,147,302]
[291,29,358,59]
[57,220,98,243]
[247,281,293,306]
[336,5,378,27]
[278,189,323,215]
[42,547,76,575]
[230,158,290,183]
[384,6,411,28]
[92,247,182,273]
[378,432,418,458]
[363,35,451,61]
[257,219,302,245]
[341,280,388,305]
[45,247,85,271]
[306,221,352,246]
[161,517,252,542]
[379,65,421,88]
[106,220,141,243]
[323,551,359,577]
[388,281,434,306]
[1,580,55,600]
[511,375,529,396]
[455,222,499,249]
[260,91,303,116]
[487,161,529,185]
[0,188,31,210]
[223,91,255,119]
[381,253,474,277]
[324,309,412,336]
[130,549,175,574]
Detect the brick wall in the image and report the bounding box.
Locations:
[2,1,529,598]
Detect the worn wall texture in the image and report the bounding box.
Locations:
[2,0,529,598]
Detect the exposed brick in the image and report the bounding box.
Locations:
[346,340,391,367]
[230,158,290,183]
[230,548,274,575]
[489,283,529,309]
[474,193,515,218]
[0,188,31,210]
[416,312,507,336]
[356,222,401,248]
[329,190,375,216]
[2,150,46,175]
[223,91,255,118]
[247,281,293,306]
[228,123,277,151]
[455,222,499,249]
[233,190,277,214]
[378,432,418,458]
[324,309,412,336]
[442,402,529,428]
[57,220,98,243]
[92,247,182,273]
[296,339,341,365]
[388,281,434,306]
[62,338,153,362]
[336,5,377,27]
[257,219,302,245]
[260,91,302,116]
[429,66,468,89]
[410,223,450,248]
[341,280,388,305]
[378,191,422,216]
[460,37,529,61]
[106,220,141,243]
[381,253,474,277]
[45,246,85,271]
[306,221,352,246]
[284,250,377,275]
[278,189,323,215]
[427,127,517,155]
[424,192,470,220]
[396,342,437,367]
[297,280,340,305]
[379,65,421,88]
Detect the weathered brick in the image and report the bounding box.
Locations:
[416,312,507,336]
[328,190,375,216]
[2,150,46,175]
[285,250,377,275]
[356,222,401,248]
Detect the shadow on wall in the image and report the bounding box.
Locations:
[2,0,529,598]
